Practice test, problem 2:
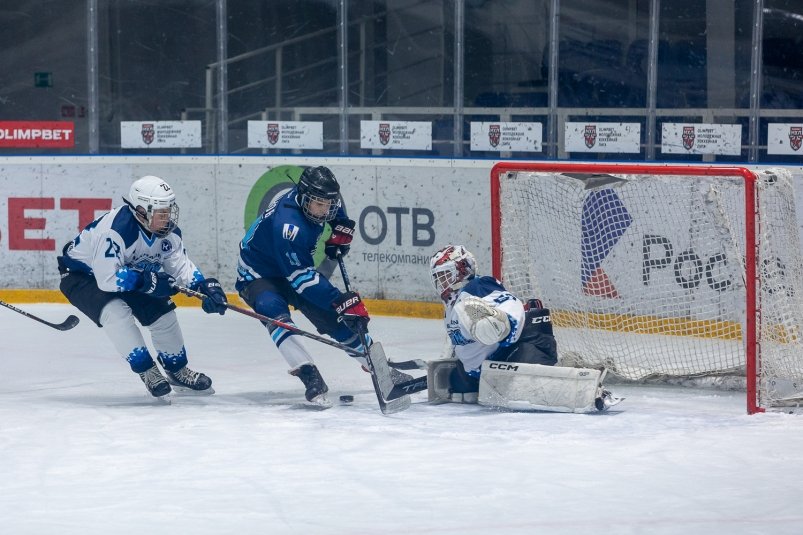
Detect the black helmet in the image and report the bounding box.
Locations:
[297,166,341,223]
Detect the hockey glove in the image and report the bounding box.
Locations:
[333,291,370,333]
[455,296,511,345]
[198,278,228,315]
[324,218,356,259]
[138,271,177,298]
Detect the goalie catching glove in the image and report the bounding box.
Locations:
[333,291,370,333]
[324,218,356,259]
[197,278,227,315]
[455,296,511,345]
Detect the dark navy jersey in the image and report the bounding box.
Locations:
[236,187,347,308]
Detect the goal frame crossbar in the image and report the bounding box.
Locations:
[490,162,761,414]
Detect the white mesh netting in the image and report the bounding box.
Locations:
[496,166,803,410]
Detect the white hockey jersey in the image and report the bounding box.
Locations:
[443,276,526,374]
[58,206,203,292]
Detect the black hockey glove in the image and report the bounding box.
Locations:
[333,291,370,333]
[324,218,356,260]
[198,278,227,315]
[138,271,177,298]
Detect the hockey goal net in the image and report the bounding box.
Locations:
[491,162,803,414]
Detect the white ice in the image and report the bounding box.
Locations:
[2,304,803,535]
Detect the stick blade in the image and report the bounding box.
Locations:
[54,315,81,331]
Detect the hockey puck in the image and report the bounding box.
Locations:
[339,395,354,404]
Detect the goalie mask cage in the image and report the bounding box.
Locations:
[491,162,803,414]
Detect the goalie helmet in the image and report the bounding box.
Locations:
[127,175,179,237]
[430,245,477,303]
[296,166,341,224]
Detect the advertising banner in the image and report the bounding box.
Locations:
[247,121,323,149]
[767,123,803,155]
[661,123,742,155]
[564,122,641,153]
[360,121,432,150]
[470,122,542,152]
[120,121,202,149]
[0,157,491,301]
[0,121,74,148]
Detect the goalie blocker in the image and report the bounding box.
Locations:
[428,359,614,413]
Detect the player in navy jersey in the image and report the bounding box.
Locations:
[429,245,559,396]
[236,166,372,406]
[57,176,228,400]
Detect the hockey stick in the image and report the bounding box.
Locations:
[0,300,80,331]
[173,285,366,357]
[336,254,411,414]
[387,358,428,370]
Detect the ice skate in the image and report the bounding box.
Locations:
[290,364,332,408]
[138,364,172,402]
[164,365,214,395]
[595,389,624,411]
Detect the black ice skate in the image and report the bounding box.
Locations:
[290,364,331,407]
[164,366,214,395]
[138,364,172,400]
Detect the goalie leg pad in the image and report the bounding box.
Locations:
[478,361,602,413]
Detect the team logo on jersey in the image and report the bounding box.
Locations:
[267,123,280,145]
[379,123,391,145]
[584,125,597,148]
[141,123,155,145]
[282,223,299,241]
[682,126,695,150]
[161,240,173,253]
[488,124,501,147]
[789,126,802,151]
[580,189,632,298]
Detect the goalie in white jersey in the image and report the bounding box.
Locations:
[430,245,558,397]
[429,245,619,411]
[57,176,228,400]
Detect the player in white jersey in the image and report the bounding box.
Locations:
[57,176,228,400]
[430,245,559,396]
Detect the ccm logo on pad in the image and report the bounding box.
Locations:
[488,362,519,371]
[531,315,551,324]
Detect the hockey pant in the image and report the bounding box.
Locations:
[239,277,369,369]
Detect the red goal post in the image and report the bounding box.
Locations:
[490,162,803,414]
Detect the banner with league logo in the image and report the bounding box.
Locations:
[767,123,803,155]
[120,121,201,148]
[360,121,431,150]
[565,122,641,153]
[470,122,542,152]
[247,121,323,149]
[661,123,742,155]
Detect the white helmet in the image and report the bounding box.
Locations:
[127,175,179,237]
[430,245,477,303]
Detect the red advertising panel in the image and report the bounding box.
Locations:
[0,121,75,148]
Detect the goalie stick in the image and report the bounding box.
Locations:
[336,255,411,415]
[0,300,80,331]
[387,358,428,370]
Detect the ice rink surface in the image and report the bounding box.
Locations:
[2,304,803,535]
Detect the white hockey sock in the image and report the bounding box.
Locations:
[147,310,185,357]
[99,300,148,361]
[274,333,315,370]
